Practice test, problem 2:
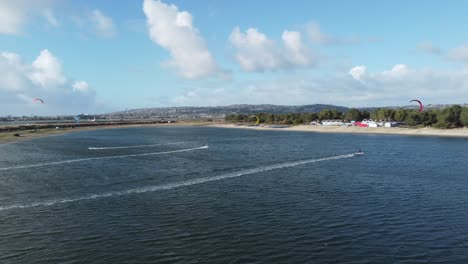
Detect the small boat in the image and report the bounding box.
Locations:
[355,149,364,155]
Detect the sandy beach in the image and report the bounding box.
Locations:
[2,121,468,145]
[209,123,468,138]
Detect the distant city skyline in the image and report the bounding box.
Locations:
[1,0,468,115]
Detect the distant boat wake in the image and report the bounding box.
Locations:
[86,137,268,150]
[0,146,209,171]
[0,152,360,212]
[88,141,190,150]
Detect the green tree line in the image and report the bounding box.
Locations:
[225,105,468,128]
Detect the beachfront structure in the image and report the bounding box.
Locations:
[384,122,402,127]
[353,119,403,128]
[313,119,402,128]
[310,120,320,126]
[321,120,344,126]
[362,119,377,127]
[353,119,378,127]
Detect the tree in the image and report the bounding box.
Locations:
[436,105,462,128]
[300,113,317,124]
[394,109,407,122]
[264,113,275,124]
[370,109,380,120]
[421,110,438,126]
[344,108,362,121]
[293,118,304,125]
[318,109,333,120]
[449,105,462,127]
[331,110,343,119]
[461,107,468,127]
[379,108,395,120]
[405,111,422,126]
[361,110,371,120]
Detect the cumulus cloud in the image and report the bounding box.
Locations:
[142,0,221,79]
[282,30,314,66]
[349,64,410,82]
[345,64,468,104]
[229,27,283,71]
[89,9,116,38]
[306,22,359,46]
[349,65,366,81]
[0,52,30,92]
[72,81,90,93]
[0,0,56,34]
[381,64,409,79]
[171,64,468,107]
[0,49,97,115]
[28,49,67,88]
[229,27,316,72]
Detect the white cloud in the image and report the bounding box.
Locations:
[0,52,30,92]
[381,64,409,79]
[229,27,283,71]
[28,49,67,88]
[0,0,56,35]
[0,49,97,115]
[142,0,221,79]
[89,9,116,38]
[229,27,316,72]
[282,30,313,66]
[72,81,90,93]
[349,65,366,81]
[306,22,359,46]
[349,64,409,82]
[171,65,468,107]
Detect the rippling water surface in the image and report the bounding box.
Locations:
[1,127,468,263]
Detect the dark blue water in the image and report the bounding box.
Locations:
[1,127,468,263]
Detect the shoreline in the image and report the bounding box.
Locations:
[0,121,212,145]
[208,124,468,138]
[2,121,468,145]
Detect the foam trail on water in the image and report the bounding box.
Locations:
[0,146,208,171]
[88,141,190,150]
[0,153,358,212]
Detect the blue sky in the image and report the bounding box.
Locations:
[1,0,468,115]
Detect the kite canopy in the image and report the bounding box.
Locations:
[33,98,45,104]
[409,99,423,112]
[250,115,260,125]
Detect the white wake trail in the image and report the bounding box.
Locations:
[88,141,190,150]
[0,153,358,212]
[0,146,208,171]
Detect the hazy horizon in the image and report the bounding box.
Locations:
[1,0,468,115]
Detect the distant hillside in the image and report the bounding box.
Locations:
[106,104,350,119]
